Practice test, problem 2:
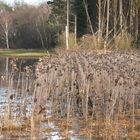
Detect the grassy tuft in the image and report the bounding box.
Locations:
[59,32,77,50]
[114,30,134,50]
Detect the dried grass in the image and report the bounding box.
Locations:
[59,32,77,50]
[0,50,140,139]
[114,30,134,49]
[79,34,104,49]
[32,50,140,139]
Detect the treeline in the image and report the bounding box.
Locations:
[0,0,140,49]
[0,1,58,49]
[51,0,140,49]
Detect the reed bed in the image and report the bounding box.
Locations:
[31,50,140,139]
[0,58,34,139]
[0,50,140,139]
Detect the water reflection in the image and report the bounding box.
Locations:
[0,57,93,140]
[0,57,37,139]
[0,57,38,75]
[0,57,38,88]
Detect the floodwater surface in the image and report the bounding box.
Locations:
[0,57,101,140]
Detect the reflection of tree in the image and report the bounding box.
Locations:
[5,57,9,81]
[14,58,38,72]
[0,58,38,75]
[0,58,6,74]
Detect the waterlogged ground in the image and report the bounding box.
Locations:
[0,50,140,140]
[0,57,89,140]
[0,88,91,140]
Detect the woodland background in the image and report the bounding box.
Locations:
[0,0,139,49]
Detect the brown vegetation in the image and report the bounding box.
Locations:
[32,50,140,139]
[0,50,140,139]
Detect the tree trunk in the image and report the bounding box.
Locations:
[105,0,110,48]
[66,26,69,50]
[66,0,69,50]
[98,0,102,43]
[83,0,95,36]
[130,0,133,33]
[74,15,77,48]
[135,0,139,46]
[119,0,123,29]
[36,23,45,49]
[5,31,9,49]
[5,22,9,49]
[114,0,118,37]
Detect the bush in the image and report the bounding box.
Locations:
[114,31,134,50]
[78,34,104,50]
[59,32,77,49]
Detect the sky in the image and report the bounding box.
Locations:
[4,0,46,5]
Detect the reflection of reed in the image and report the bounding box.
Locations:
[0,58,35,138]
[5,57,9,82]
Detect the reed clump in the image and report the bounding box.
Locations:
[79,34,104,49]
[59,32,77,49]
[0,58,35,139]
[114,31,134,49]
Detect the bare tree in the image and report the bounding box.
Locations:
[105,0,110,48]
[83,0,95,36]
[119,0,123,29]
[0,11,13,49]
[135,0,139,45]
[98,0,102,43]
[66,0,70,50]
[113,0,118,37]
[34,3,51,49]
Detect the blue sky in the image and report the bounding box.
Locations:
[4,0,46,5]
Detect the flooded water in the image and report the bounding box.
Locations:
[0,57,38,74]
[0,57,35,139]
[0,57,87,140]
[0,57,35,126]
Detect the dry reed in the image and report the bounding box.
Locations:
[0,50,140,139]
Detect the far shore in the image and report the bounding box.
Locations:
[0,49,49,57]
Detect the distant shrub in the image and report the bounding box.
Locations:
[59,31,134,51]
[114,31,134,50]
[59,31,77,50]
[77,34,104,50]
